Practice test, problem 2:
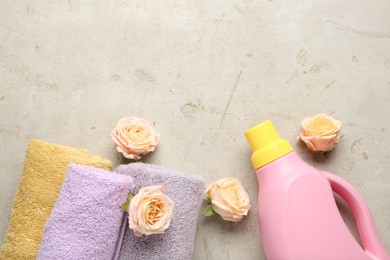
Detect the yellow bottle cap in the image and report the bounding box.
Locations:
[245,120,293,169]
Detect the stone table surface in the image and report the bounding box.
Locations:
[1,1,389,259]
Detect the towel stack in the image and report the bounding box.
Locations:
[0,139,112,260]
[1,139,205,260]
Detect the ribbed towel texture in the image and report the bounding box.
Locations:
[37,164,134,260]
[0,139,112,260]
[115,163,205,260]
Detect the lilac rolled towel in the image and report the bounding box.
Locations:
[114,163,205,260]
[37,164,134,260]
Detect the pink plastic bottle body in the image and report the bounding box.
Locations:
[256,151,389,260]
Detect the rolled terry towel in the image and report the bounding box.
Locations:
[37,164,134,260]
[0,139,112,260]
[114,163,205,260]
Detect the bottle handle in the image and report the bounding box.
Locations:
[322,171,390,260]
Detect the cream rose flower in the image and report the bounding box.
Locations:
[111,117,160,160]
[128,186,174,237]
[205,178,251,222]
[298,113,342,152]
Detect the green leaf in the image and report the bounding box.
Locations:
[206,197,211,204]
[128,193,134,201]
[203,205,216,217]
[122,201,130,212]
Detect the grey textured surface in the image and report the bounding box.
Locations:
[1,1,389,259]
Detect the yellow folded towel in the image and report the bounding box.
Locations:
[0,139,112,260]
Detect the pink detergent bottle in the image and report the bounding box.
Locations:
[245,120,390,260]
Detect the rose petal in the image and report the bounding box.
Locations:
[301,113,341,136]
[299,133,339,152]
